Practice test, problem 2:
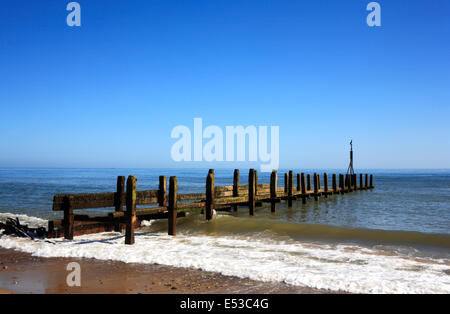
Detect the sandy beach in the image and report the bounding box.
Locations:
[0,247,336,294]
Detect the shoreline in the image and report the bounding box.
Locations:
[0,247,339,294]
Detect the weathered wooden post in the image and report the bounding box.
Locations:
[284,173,288,194]
[115,176,125,212]
[125,175,137,245]
[313,173,319,201]
[288,170,294,207]
[249,169,256,216]
[332,174,337,193]
[270,170,277,212]
[317,174,321,192]
[63,195,74,240]
[339,174,344,194]
[206,170,215,220]
[301,173,307,204]
[158,176,167,207]
[297,173,301,192]
[346,174,352,192]
[359,174,363,191]
[168,176,177,236]
[307,174,311,191]
[114,176,125,232]
[255,170,258,196]
[370,174,374,188]
[344,174,350,193]
[233,169,239,211]
[324,173,329,198]
[353,174,357,191]
[365,174,369,189]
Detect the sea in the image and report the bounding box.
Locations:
[0,168,449,293]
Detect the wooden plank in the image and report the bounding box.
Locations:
[206,170,215,220]
[53,192,116,211]
[135,190,159,205]
[178,193,206,201]
[112,206,167,217]
[125,175,137,245]
[215,185,233,192]
[215,195,249,205]
[177,202,205,210]
[168,176,177,236]
[53,188,159,211]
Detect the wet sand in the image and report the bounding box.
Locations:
[0,247,338,294]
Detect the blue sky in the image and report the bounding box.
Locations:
[0,0,449,169]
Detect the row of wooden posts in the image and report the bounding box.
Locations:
[50,169,374,244]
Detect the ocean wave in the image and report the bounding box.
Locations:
[0,213,449,293]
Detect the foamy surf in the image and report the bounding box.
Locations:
[1,213,449,294]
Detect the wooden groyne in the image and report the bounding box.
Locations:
[48,170,374,244]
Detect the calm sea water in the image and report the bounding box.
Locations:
[1,168,449,293]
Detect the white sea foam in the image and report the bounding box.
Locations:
[0,213,449,293]
[0,212,47,228]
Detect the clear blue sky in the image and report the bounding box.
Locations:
[0,0,449,169]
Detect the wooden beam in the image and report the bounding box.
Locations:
[63,196,74,240]
[159,176,167,206]
[284,173,288,195]
[307,174,311,191]
[233,169,239,211]
[301,173,307,204]
[324,173,329,198]
[168,176,177,236]
[288,170,293,207]
[249,169,256,216]
[206,170,215,220]
[114,176,125,232]
[115,176,125,212]
[313,173,319,201]
[125,175,137,245]
[332,174,337,193]
[370,174,374,188]
[270,170,277,212]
